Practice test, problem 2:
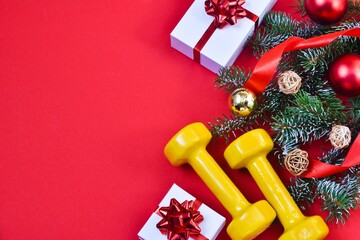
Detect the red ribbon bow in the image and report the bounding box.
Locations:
[205,0,247,29]
[194,0,258,63]
[156,198,207,240]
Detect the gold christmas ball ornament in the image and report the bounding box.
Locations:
[278,70,302,94]
[329,125,351,149]
[284,149,309,176]
[229,88,257,117]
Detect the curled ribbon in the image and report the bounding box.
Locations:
[301,134,360,178]
[244,28,360,94]
[156,198,208,240]
[243,27,360,178]
[205,0,247,29]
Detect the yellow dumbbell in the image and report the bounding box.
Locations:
[224,129,329,240]
[164,123,276,240]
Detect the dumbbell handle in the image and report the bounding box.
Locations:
[247,156,304,230]
[189,148,250,217]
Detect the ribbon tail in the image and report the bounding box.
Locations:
[293,28,360,51]
[301,134,360,178]
[342,134,360,167]
[244,27,360,95]
[301,160,350,178]
[244,37,303,94]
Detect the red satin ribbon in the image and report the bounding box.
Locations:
[302,134,360,178]
[156,198,208,240]
[243,27,360,178]
[244,28,360,94]
[193,0,259,63]
[244,9,259,28]
[205,0,247,29]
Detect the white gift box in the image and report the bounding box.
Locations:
[170,0,277,73]
[138,183,226,240]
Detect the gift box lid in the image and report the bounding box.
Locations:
[170,0,277,73]
[138,183,226,240]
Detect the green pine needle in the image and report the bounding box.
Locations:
[348,97,360,121]
[215,66,251,93]
[272,90,334,150]
[316,175,360,224]
[208,110,265,142]
[288,177,316,210]
[318,148,345,166]
[209,10,360,224]
[298,47,330,74]
[250,12,297,57]
[346,1,360,19]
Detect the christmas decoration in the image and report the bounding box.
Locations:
[224,129,328,239]
[164,123,276,240]
[208,8,360,224]
[138,184,226,240]
[214,28,360,179]
[229,88,257,116]
[302,134,360,178]
[328,53,360,97]
[170,0,277,73]
[278,70,302,94]
[156,198,203,240]
[304,0,348,25]
[244,28,360,96]
[205,0,247,29]
[329,125,352,149]
[284,149,309,176]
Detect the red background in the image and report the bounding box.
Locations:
[0,0,359,239]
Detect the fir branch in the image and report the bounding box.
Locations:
[347,97,360,138]
[348,97,360,121]
[316,175,360,224]
[316,85,348,123]
[272,91,334,150]
[330,20,360,32]
[299,71,326,94]
[250,13,359,59]
[297,47,330,74]
[345,1,360,19]
[288,177,316,210]
[348,165,360,176]
[208,110,265,141]
[271,111,324,152]
[328,21,360,56]
[289,173,360,224]
[250,12,298,57]
[250,12,329,58]
[215,66,251,92]
[262,81,294,115]
[276,52,303,76]
[297,36,359,76]
[211,8,360,224]
[318,148,345,166]
[294,0,306,17]
[291,91,329,120]
[264,11,299,34]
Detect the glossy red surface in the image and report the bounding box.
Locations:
[304,0,348,25]
[329,54,360,97]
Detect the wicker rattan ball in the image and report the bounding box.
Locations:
[329,125,351,149]
[278,70,302,94]
[284,149,309,176]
